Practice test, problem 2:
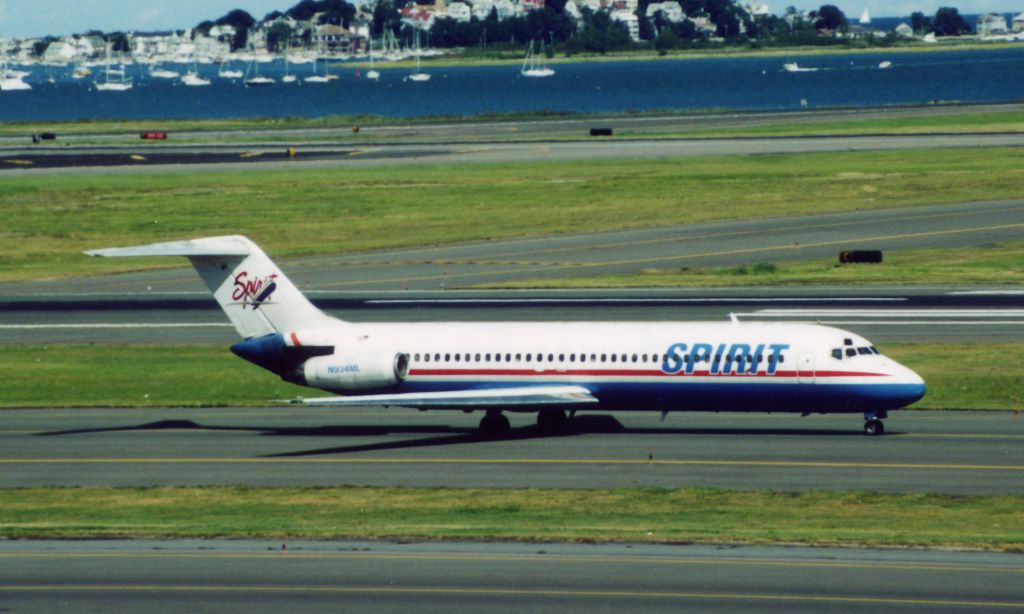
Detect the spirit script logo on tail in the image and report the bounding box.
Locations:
[231,271,279,310]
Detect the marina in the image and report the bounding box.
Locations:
[3,47,1024,120]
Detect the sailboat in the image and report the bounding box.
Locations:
[366,37,380,81]
[407,27,430,82]
[218,60,243,79]
[243,58,274,86]
[95,49,132,91]
[520,40,554,78]
[149,62,180,79]
[181,60,210,86]
[859,8,871,24]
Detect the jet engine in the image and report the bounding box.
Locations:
[296,351,409,391]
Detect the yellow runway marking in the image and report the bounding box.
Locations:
[0,551,1019,574]
[0,458,1020,471]
[0,584,1021,607]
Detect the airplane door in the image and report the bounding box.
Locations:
[797,353,815,384]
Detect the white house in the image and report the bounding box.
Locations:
[645,1,685,22]
[1012,12,1024,32]
[894,22,914,38]
[446,1,473,22]
[977,13,1008,37]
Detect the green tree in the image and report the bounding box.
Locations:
[215,9,257,50]
[266,21,294,51]
[910,11,931,33]
[933,6,970,36]
[107,31,131,53]
[814,4,846,31]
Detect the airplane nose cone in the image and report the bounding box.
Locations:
[895,364,926,406]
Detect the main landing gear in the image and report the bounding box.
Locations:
[863,411,887,436]
[478,410,511,437]
[536,409,569,433]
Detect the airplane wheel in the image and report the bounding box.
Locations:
[537,410,568,433]
[864,419,885,436]
[479,412,511,437]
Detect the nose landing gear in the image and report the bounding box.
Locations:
[863,410,887,436]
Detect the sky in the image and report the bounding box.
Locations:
[0,0,1020,39]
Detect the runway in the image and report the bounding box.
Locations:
[0,539,1019,612]
[1,408,1020,495]
[1,540,1021,613]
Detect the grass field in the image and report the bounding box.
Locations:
[1,342,1019,410]
[0,486,1020,550]
[480,241,1024,288]
[5,147,1024,283]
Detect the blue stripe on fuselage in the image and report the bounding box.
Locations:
[389,380,925,413]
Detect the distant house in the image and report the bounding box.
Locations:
[446,1,473,22]
[645,1,685,22]
[1013,12,1024,32]
[312,24,353,53]
[977,13,1008,37]
[894,22,914,38]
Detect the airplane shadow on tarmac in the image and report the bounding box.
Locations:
[36,415,870,457]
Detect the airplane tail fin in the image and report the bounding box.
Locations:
[86,235,336,339]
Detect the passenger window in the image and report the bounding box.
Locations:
[559,354,565,362]
[601,354,607,362]
[445,353,451,362]
[475,353,481,362]
[610,355,617,363]
[621,354,627,362]
[506,353,512,361]
[526,354,532,362]
[548,354,554,362]
[515,353,521,361]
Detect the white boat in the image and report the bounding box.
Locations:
[71,64,91,79]
[859,8,871,24]
[366,37,380,81]
[218,61,243,79]
[95,51,132,91]
[304,57,338,83]
[521,40,554,78]
[0,75,31,91]
[407,28,430,82]
[282,55,297,83]
[878,60,892,69]
[243,59,274,86]
[181,67,211,86]
[0,62,31,90]
[149,64,180,79]
[782,62,817,72]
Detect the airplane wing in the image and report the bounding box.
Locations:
[280,385,598,409]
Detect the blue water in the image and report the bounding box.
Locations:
[3,47,1024,121]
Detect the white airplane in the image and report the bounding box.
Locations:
[87,235,926,436]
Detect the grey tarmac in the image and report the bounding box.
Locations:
[0,540,1021,613]
[1,408,1021,495]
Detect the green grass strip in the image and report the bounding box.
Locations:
[0,343,1019,410]
[0,486,1021,550]
[476,241,1024,288]
[5,147,1024,282]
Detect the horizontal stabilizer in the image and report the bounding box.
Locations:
[280,385,598,409]
[84,236,251,258]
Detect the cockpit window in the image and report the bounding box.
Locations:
[870,346,880,355]
[831,348,842,360]
[845,348,857,358]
